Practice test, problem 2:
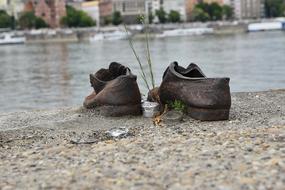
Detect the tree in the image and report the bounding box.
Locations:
[10,16,16,29]
[18,11,48,29]
[0,10,14,29]
[35,17,49,29]
[168,10,181,23]
[103,16,112,25]
[112,11,122,25]
[148,12,154,24]
[192,7,210,22]
[222,5,234,20]
[61,6,96,27]
[194,2,224,21]
[209,2,223,20]
[79,13,96,27]
[265,0,285,18]
[18,12,34,29]
[136,13,154,24]
[136,15,143,24]
[155,8,167,23]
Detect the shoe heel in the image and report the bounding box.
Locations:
[187,106,230,121]
[99,104,142,117]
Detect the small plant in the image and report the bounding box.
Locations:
[140,15,155,89]
[124,23,150,90]
[124,14,155,91]
[167,100,186,112]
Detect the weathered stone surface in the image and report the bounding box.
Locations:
[0,90,285,189]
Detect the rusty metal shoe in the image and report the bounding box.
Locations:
[157,62,231,121]
[83,62,142,117]
[89,62,130,94]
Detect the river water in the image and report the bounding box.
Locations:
[0,31,284,112]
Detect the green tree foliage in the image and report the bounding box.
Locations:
[192,7,210,22]
[265,0,285,17]
[112,11,122,25]
[193,2,232,21]
[148,12,154,24]
[168,10,181,23]
[197,2,222,20]
[222,5,234,20]
[18,12,34,29]
[103,16,112,25]
[136,15,143,24]
[61,6,96,27]
[0,10,14,29]
[211,2,223,20]
[155,8,167,23]
[18,11,48,29]
[35,17,48,29]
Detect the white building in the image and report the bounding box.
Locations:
[161,0,187,21]
[113,0,146,16]
[0,0,6,10]
[148,0,160,14]
[0,0,24,18]
[80,1,100,26]
[225,0,264,20]
[223,0,233,5]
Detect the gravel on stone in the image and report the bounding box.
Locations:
[0,90,285,190]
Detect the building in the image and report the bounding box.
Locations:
[230,0,264,20]
[67,0,112,26]
[0,0,24,18]
[112,0,146,23]
[185,0,198,20]
[66,0,82,10]
[223,0,232,5]
[162,0,187,21]
[148,0,160,14]
[81,0,100,25]
[68,0,112,26]
[0,0,6,10]
[99,0,113,24]
[24,0,66,28]
[185,0,225,21]
[214,0,264,20]
[203,0,223,4]
[98,0,159,25]
[185,0,264,20]
[99,0,113,18]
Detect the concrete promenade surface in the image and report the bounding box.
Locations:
[0,90,284,189]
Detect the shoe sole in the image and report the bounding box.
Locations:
[98,104,142,117]
[187,106,230,121]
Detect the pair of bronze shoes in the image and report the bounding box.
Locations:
[84,62,231,121]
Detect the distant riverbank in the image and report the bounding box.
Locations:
[5,19,284,43]
[24,22,248,43]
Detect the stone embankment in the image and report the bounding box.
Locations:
[0,90,284,189]
[23,22,249,43]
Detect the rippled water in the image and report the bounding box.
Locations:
[0,31,285,112]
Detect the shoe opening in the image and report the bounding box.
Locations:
[94,69,115,82]
[109,62,129,78]
[174,64,205,78]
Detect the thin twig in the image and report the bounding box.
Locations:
[139,72,149,90]
[123,24,150,90]
[143,17,155,89]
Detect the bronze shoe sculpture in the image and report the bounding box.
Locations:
[84,62,142,117]
[151,62,231,121]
